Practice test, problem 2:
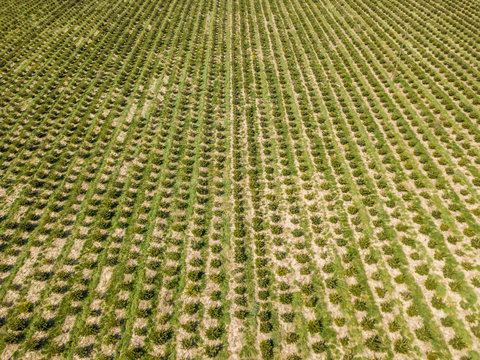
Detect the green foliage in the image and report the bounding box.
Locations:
[286,332,299,344]
[9,317,29,331]
[394,338,410,354]
[307,319,323,334]
[260,339,274,360]
[312,341,327,353]
[449,335,467,350]
[17,301,34,313]
[152,329,173,345]
[365,335,384,352]
[125,347,146,359]
[208,306,223,319]
[1,1,478,357]
[205,344,223,357]
[181,336,198,349]
[206,326,224,340]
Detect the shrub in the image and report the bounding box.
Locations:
[10,317,29,331]
[312,341,327,353]
[82,323,99,336]
[449,335,467,350]
[71,289,88,301]
[471,238,480,249]
[34,317,54,331]
[260,339,274,359]
[210,290,221,301]
[286,355,301,360]
[360,316,375,330]
[75,345,93,357]
[279,293,293,304]
[182,320,198,333]
[281,312,294,323]
[286,332,299,344]
[5,332,23,344]
[365,335,384,352]
[26,336,47,350]
[18,301,34,313]
[425,277,438,290]
[354,299,367,311]
[234,310,248,319]
[208,306,223,319]
[307,319,322,334]
[181,336,198,349]
[205,344,223,357]
[125,346,146,359]
[394,338,410,354]
[206,326,224,340]
[259,321,273,333]
[151,328,172,345]
[104,333,119,345]
[234,296,248,307]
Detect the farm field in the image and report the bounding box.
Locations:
[1,0,480,358]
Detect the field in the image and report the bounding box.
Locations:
[0,0,480,359]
